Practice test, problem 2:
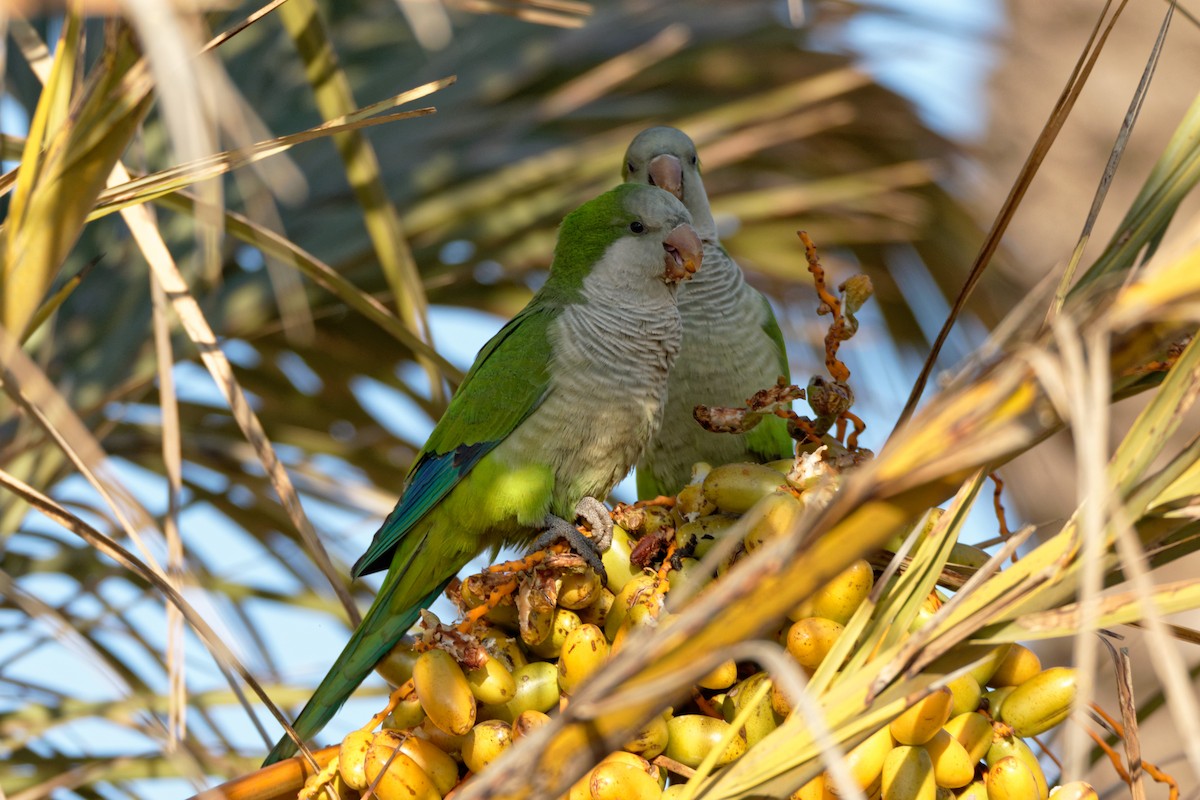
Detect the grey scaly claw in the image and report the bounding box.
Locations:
[574,495,614,553]
[532,505,610,585]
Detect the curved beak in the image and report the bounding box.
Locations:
[663,223,702,284]
[648,154,684,200]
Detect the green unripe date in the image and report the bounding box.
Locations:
[702,463,788,514]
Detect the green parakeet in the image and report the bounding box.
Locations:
[263,183,701,765]
[623,126,794,499]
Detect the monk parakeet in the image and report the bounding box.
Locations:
[623,126,794,499]
[263,183,701,764]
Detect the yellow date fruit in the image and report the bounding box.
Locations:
[770,680,794,718]
[565,769,593,800]
[415,716,468,756]
[997,666,1076,737]
[697,659,737,690]
[988,644,1041,687]
[375,637,421,688]
[981,685,1014,719]
[946,673,983,717]
[789,773,832,799]
[986,734,1048,799]
[623,711,670,760]
[600,525,637,593]
[948,542,991,568]
[511,661,562,714]
[577,586,615,629]
[383,687,425,730]
[809,559,874,625]
[392,734,459,796]
[665,557,709,600]
[986,756,1038,800]
[604,573,659,641]
[462,718,513,775]
[511,709,551,740]
[1051,781,1098,800]
[676,480,717,520]
[558,623,610,695]
[529,608,582,659]
[921,728,973,789]
[966,644,1013,688]
[587,760,660,800]
[364,732,441,800]
[840,725,896,789]
[881,745,936,800]
[959,779,989,799]
[942,711,993,763]
[413,649,476,736]
[742,491,805,552]
[610,601,659,655]
[664,714,746,768]
[786,617,844,670]
[722,672,779,747]
[477,627,527,672]
[337,729,374,790]
[558,570,603,610]
[521,603,555,648]
[890,687,953,745]
[466,652,517,706]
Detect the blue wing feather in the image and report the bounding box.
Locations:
[350,305,555,577]
[351,445,493,576]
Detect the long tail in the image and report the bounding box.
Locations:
[262,534,451,765]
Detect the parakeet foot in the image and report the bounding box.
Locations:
[573,495,614,553]
[533,517,606,582]
[533,497,613,584]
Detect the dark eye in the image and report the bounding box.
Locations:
[629,220,645,234]
[691,154,698,165]
[626,162,636,173]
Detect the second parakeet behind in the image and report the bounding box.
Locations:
[264,183,701,765]
[623,126,794,499]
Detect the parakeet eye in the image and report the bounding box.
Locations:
[691,155,698,165]
[626,162,636,173]
[629,220,646,234]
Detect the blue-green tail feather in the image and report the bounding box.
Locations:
[263,537,450,766]
[353,445,491,577]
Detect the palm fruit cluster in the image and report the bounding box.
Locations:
[303,455,1090,800]
[788,641,1083,800]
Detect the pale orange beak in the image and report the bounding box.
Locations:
[663,224,702,283]
[648,153,684,200]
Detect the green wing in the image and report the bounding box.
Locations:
[746,292,795,461]
[352,304,555,576]
[759,292,790,382]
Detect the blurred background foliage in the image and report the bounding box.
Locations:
[2,0,1196,796]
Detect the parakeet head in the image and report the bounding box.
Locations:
[622,126,717,241]
[545,184,701,303]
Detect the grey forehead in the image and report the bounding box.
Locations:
[627,126,696,158]
[625,185,693,225]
